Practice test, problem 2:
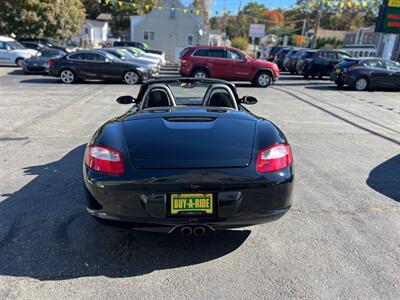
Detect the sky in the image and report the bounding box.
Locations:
[181,0,297,17]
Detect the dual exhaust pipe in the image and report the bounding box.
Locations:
[179,225,206,237]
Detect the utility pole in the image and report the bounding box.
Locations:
[311,4,322,49]
[236,0,242,37]
[301,18,307,48]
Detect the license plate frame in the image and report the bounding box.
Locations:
[168,193,215,216]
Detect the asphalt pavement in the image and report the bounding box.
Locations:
[0,68,399,299]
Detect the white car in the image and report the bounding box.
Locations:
[0,36,38,67]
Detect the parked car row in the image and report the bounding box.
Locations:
[47,46,167,84]
[179,45,280,87]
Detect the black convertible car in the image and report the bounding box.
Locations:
[83,78,294,236]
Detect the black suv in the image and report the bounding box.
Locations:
[18,38,72,53]
[300,50,352,79]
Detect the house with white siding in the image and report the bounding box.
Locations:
[130,0,210,62]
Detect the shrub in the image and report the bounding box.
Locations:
[231,37,249,51]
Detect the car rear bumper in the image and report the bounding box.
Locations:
[330,71,356,86]
[83,165,294,231]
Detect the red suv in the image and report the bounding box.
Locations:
[179,46,279,87]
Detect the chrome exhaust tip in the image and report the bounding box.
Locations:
[193,226,206,237]
[180,226,193,237]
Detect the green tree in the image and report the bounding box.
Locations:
[0,0,85,40]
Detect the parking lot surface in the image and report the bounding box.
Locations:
[0,69,399,299]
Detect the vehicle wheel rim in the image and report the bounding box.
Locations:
[258,74,270,86]
[125,72,139,85]
[61,70,74,84]
[356,78,367,90]
[194,71,207,78]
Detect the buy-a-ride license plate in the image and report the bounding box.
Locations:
[170,193,213,215]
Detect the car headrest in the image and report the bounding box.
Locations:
[208,92,234,108]
[147,90,171,108]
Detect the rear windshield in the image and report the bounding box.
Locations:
[180,48,191,58]
[301,52,315,59]
[167,82,210,105]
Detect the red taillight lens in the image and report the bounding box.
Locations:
[256,144,293,173]
[84,145,125,175]
[49,59,56,66]
[348,65,359,71]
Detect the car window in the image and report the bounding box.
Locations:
[0,41,6,50]
[363,60,384,69]
[37,50,61,57]
[339,52,352,60]
[384,61,400,71]
[226,50,244,60]
[208,50,226,58]
[85,53,106,62]
[5,41,25,50]
[193,49,209,57]
[325,52,338,60]
[68,53,85,60]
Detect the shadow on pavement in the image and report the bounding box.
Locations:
[7,69,25,75]
[0,145,250,280]
[367,154,400,202]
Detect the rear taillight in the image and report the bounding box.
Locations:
[256,144,293,173]
[84,145,125,175]
[348,65,359,72]
[49,59,56,66]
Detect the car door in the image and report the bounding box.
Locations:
[0,41,13,64]
[364,60,391,88]
[208,49,230,79]
[225,49,253,80]
[383,60,400,88]
[85,52,121,79]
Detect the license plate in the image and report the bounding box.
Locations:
[170,193,213,215]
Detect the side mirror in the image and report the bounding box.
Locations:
[241,96,257,105]
[116,95,135,104]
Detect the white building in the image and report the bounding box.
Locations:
[71,19,110,48]
[130,0,210,62]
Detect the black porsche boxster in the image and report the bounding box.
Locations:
[83,78,294,236]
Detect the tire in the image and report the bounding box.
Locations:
[191,69,209,78]
[254,71,272,87]
[15,58,24,67]
[123,70,140,85]
[60,69,75,84]
[290,70,295,75]
[354,77,368,91]
[303,73,310,79]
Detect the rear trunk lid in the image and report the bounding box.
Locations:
[123,112,256,169]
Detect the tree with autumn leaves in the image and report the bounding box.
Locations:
[0,0,85,40]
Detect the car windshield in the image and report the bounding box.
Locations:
[167,82,214,105]
[5,41,25,50]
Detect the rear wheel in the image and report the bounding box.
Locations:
[16,58,24,67]
[191,69,209,78]
[354,77,368,91]
[124,71,140,85]
[254,71,272,87]
[60,69,75,84]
